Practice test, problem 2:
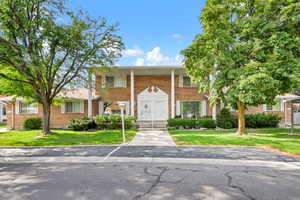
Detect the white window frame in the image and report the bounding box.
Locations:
[17,101,38,114]
[61,100,84,114]
[182,76,198,87]
[264,99,283,111]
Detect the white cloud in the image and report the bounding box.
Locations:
[135,58,145,66]
[145,47,182,66]
[123,46,144,57]
[172,33,183,39]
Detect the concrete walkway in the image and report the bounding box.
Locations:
[128,130,176,146]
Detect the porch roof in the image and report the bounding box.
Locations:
[111,65,184,70]
[284,97,300,103]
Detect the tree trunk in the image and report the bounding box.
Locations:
[42,102,52,136]
[236,101,247,135]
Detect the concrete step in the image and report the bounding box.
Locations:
[136,120,168,129]
[138,128,167,131]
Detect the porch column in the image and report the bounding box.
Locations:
[130,70,135,116]
[212,105,217,120]
[171,70,175,118]
[87,72,93,118]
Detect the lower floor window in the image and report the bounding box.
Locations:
[180,101,201,118]
[265,100,282,111]
[102,102,128,115]
[19,102,38,114]
[65,101,81,113]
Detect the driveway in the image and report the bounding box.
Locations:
[0,145,299,200]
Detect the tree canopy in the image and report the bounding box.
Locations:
[0,0,124,134]
[182,0,300,134]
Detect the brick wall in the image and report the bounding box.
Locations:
[6,101,93,129]
[96,74,212,117]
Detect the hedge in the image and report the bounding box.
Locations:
[245,113,281,128]
[167,118,197,129]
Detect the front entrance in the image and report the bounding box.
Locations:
[137,86,168,121]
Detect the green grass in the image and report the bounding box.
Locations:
[169,128,300,155]
[0,129,137,146]
[0,124,6,129]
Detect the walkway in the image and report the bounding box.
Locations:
[128,130,176,146]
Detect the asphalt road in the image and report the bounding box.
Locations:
[0,146,299,200]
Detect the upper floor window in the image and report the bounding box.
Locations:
[19,102,38,114]
[265,100,282,111]
[183,76,198,87]
[105,76,115,88]
[65,101,81,113]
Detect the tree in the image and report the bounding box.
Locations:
[0,0,124,135]
[182,0,300,135]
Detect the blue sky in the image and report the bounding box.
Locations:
[67,0,205,66]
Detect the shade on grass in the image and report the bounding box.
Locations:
[170,128,300,155]
[0,129,137,146]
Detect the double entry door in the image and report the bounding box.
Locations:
[138,99,168,121]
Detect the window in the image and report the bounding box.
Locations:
[180,101,201,118]
[65,101,81,113]
[19,102,38,114]
[105,76,114,88]
[183,76,198,87]
[102,101,128,115]
[265,100,282,111]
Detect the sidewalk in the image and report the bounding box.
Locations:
[128,130,176,146]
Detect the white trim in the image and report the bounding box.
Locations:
[171,70,175,118]
[130,70,135,116]
[80,100,84,113]
[176,100,181,116]
[99,101,104,115]
[60,103,65,114]
[16,101,19,114]
[201,101,207,117]
[212,105,217,120]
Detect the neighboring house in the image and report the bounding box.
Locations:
[0,65,299,129]
[1,88,100,129]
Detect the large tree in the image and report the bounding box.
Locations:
[182,0,300,135]
[0,0,124,135]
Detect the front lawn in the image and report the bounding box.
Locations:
[0,124,6,129]
[169,128,300,155]
[0,129,137,146]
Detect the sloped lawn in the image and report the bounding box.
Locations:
[169,128,300,155]
[0,129,136,146]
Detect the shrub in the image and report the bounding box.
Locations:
[94,115,109,130]
[125,116,136,129]
[167,118,196,129]
[23,117,42,130]
[199,118,216,129]
[217,108,237,129]
[245,113,281,128]
[94,115,136,130]
[68,118,96,131]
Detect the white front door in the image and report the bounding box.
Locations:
[137,86,169,121]
[153,100,168,120]
[139,100,152,120]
